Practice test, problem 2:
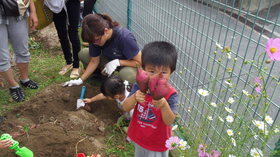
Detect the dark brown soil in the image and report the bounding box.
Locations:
[0,84,121,157]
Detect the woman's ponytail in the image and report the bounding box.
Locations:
[98,13,119,28]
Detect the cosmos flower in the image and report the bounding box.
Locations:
[228,97,235,104]
[226,115,234,123]
[210,102,217,107]
[172,125,178,131]
[250,148,263,157]
[227,129,234,136]
[165,136,181,150]
[231,138,236,147]
[242,90,249,96]
[266,38,280,61]
[264,115,273,125]
[198,89,209,96]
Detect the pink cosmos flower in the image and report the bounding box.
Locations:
[254,77,262,94]
[198,144,210,157]
[255,86,261,93]
[211,150,221,157]
[254,77,262,85]
[266,38,280,61]
[165,136,181,150]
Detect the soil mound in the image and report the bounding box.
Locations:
[0,84,121,157]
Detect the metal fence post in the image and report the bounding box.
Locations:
[127,0,132,30]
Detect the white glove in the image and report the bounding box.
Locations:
[102,59,120,76]
[63,78,83,87]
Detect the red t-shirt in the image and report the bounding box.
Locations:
[127,87,177,152]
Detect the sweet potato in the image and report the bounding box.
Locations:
[149,74,170,100]
[136,68,149,93]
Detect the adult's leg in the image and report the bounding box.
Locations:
[67,0,81,69]
[1,18,25,102]
[1,69,18,87]
[8,16,30,81]
[119,67,137,83]
[53,9,72,65]
[0,20,18,87]
[82,0,97,17]
[8,16,38,89]
[78,48,91,68]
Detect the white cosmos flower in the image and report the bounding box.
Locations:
[274,128,279,133]
[210,102,217,107]
[198,89,209,96]
[226,52,232,59]
[265,115,273,125]
[252,120,265,130]
[207,116,213,121]
[242,90,249,96]
[252,120,268,135]
[218,116,224,122]
[228,97,235,104]
[225,107,234,113]
[172,125,178,131]
[226,115,234,123]
[229,155,236,157]
[216,42,223,49]
[224,80,232,86]
[250,148,263,157]
[231,138,236,147]
[179,140,189,150]
[227,129,234,136]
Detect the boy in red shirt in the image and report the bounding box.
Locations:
[123,41,178,156]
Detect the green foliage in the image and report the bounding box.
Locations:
[0,37,69,114]
[104,123,134,157]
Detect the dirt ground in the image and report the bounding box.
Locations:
[0,84,121,157]
[0,24,122,157]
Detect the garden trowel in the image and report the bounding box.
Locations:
[77,86,86,109]
[0,133,33,157]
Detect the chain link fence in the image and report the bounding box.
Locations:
[95,0,279,155]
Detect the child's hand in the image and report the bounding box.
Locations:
[135,90,146,103]
[0,139,13,149]
[83,98,92,104]
[152,98,167,109]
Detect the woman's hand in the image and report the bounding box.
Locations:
[83,98,92,104]
[102,59,120,76]
[0,139,13,149]
[63,78,83,86]
[29,0,38,30]
[135,90,146,103]
[29,12,38,30]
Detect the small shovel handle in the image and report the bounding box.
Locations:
[80,86,86,99]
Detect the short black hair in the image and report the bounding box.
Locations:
[100,76,125,98]
[142,41,177,73]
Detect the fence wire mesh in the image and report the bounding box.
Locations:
[95,0,280,155]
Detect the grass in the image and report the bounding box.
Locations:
[105,124,134,156]
[0,37,69,114]
[0,35,135,156]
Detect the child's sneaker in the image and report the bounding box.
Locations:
[9,87,25,102]
[20,80,38,89]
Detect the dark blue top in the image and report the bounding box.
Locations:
[128,83,178,113]
[89,27,140,60]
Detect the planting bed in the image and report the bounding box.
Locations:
[0,84,121,157]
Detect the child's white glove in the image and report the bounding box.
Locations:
[63,78,83,86]
[102,59,120,76]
